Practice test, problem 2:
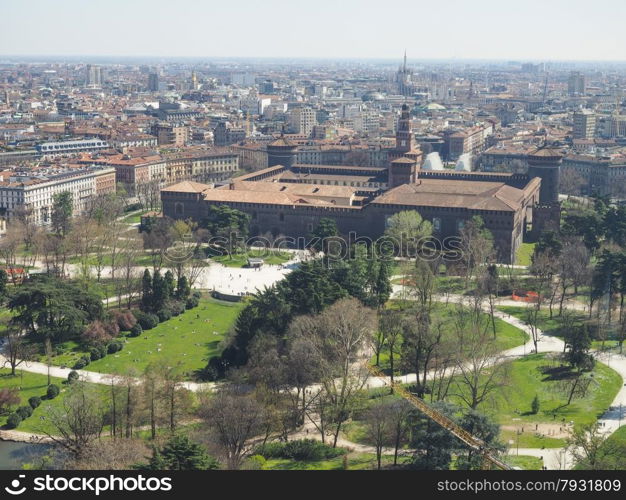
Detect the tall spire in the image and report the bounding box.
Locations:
[403,49,407,72]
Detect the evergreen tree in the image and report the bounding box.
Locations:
[141,269,153,311]
[152,270,166,311]
[143,434,219,470]
[163,270,175,299]
[176,276,191,300]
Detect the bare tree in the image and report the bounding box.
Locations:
[41,381,106,458]
[451,305,510,410]
[199,386,265,470]
[1,327,36,375]
[363,403,393,470]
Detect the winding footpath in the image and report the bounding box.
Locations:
[2,279,625,469]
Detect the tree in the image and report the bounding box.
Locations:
[384,210,432,258]
[8,275,103,345]
[142,434,219,471]
[451,304,509,410]
[199,386,265,470]
[202,205,250,258]
[141,269,153,311]
[567,423,626,470]
[42,381,105,458]
[309,218,338,254]
[1,327,35,375]
[531,395,540,415]
[307,298,376,447]
[0,387,20,415]
[455,410,504,470]
[459,216,494,287]
[51,191,73,237]
[379,310,403,388]
[363,403,393,470]
[409,401,460,470]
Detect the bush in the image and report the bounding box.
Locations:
[28,396,41,409]
[111,310,137,331]
[107,340,123,354]
[46,384,60,399]
[73,355,91,370]
[192,291,202,299]
[67,371,79,384]
[6,412,22,429]
[135,311,159,330]
[254,440,345,461]
[170,300,185,317]
[129,323,143,337]
[89,347,103,361]
[185,297,199,310]
[157,308,172,322]
[16,405,33,419]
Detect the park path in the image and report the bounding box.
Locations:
[2,276,624,469]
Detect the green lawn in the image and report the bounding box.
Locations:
[262,453,402,470]
[44,298,243,379]
[211,249,292,268]
[516,243,535,267]
[447,354,622,448]
[0,369,66,434]
[504,455,543,470]
[374,302,528,375]
[498,306,587,337]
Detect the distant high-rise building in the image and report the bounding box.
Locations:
[287,106,317,137]
[148,72,159,92]
[573,110,596,140]
[191,70,198,90]
[568,72,586,96]
[86,65,102,87]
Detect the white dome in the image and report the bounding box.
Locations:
[422,152,444,171]
[455,153,472,172]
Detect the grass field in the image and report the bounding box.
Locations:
[498,306,587,337]
[45,298,244,379]
[373,302,529,375]
[262,452,404,470]
[516,243,535,267]
[447,354,622,448]
[0,369,66,434]
[504,455,543,470]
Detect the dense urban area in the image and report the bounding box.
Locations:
[0,53,625,472]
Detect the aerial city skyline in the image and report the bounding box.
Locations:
[0,0,625,484]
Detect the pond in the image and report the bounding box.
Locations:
[0,441,52,470]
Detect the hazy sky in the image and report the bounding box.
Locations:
[1,0,625,61]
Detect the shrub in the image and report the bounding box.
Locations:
[107,340,124,354]
[112,310,137,331]
[67,371,79,384]
[254,440,345,461]
[192,291,202,299]
[89,347,103,361]
[129,323,143,337]
[185,297,199,310]
[6,412,22,429]
[16,405,33,419]
[46,384,60,399]
[28,396,42,409]
[73,355,91,370]
[135,311,159,330]
[81,321,113,347]
[157,308,172,322]
[170,300,185,317]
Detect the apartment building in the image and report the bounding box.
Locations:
[0,167,116,224]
